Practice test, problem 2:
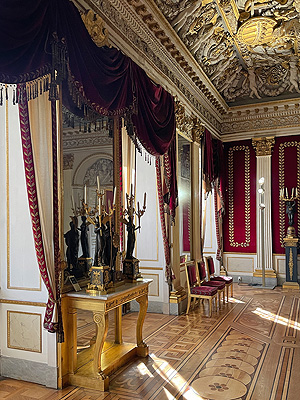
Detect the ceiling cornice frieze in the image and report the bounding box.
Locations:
[222,100,300,138]
[63,130,113,149]
[79,0,224,133]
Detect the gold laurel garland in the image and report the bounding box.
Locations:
[279,141,300,247]
[289,248,294,280]
[228,145,251,247]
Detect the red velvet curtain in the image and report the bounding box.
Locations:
[203,129,214,191]
[0,0,177,213]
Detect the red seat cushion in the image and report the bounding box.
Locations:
[212,276,233,284]
[191,286,218,296]
[203,280,226,290]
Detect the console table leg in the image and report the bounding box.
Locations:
[93,311,109,388]
[136,294,149,357]
[115,306,122,344]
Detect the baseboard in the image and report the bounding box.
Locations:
[0,356,57,388]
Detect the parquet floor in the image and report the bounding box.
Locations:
[1,284,300,399]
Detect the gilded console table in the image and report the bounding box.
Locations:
[61,279,152,391]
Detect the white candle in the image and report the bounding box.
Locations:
[84,185,87,203]
[296,187,298,198]
[97,175,100,191]
[286,187,288,198]
[292,188,294,198]
[143,192,146,209]
[113,187,116,206]
[71,195,75,210]
[98,197,101,213]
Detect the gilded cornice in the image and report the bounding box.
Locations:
[252,137,275,157]
[78,0,224,134]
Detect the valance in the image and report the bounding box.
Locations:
[0,0,176,207]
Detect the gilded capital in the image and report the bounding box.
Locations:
[192,116,204,144]
[63,153,74,170]
[252,137,275,156]
[174,99,193,140]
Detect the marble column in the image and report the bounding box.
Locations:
[252,137,277,286]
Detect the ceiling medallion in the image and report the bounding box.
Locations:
[237,17,277,47]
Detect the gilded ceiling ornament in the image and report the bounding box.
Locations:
[81,10,108,47]
[279,142,300,247]
[237,17,277,47]
[252,137,275,156]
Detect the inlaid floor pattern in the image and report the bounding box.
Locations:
[1,284,300,399]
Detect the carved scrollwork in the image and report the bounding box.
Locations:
[81,10,109,47]
[63,153,74,170]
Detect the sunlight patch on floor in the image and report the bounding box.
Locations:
[228,297,245,304]
[151,354,205,399]
[253,307,300,331]
[137,362,154,378]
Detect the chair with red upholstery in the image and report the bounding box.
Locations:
[197,260,225,307]
[185,261,218,317]
[205,256,233,301]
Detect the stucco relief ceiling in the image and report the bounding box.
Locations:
[154,0,300,105]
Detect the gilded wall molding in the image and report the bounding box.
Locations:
[84,0,223,133]
[63,153,75,170]
[228,145,251,247]
[252,137,275,157]
[279,141,300,247]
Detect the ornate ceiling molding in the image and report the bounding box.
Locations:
[252,137,275,156]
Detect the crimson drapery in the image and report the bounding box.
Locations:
[18,84,57,332]
[203,129,214,190]
[0,0,177,212]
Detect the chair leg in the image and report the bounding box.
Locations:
[215,296,217,312]
[218,291,220,308]
[226,285,229,301]
[231,283,233,297]
[209,298,212,317]
[223,289,225,305]
[186,296,191,314]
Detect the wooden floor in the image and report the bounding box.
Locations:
[1,283,300,399]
